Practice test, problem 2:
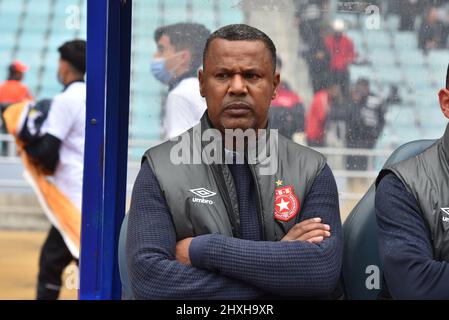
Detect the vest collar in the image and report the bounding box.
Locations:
[199,113,273,165]
[443,123,449,163]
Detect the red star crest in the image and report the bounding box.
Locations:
[274,185,300,222]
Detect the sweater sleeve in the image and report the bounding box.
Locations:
[375,173,449,299]
[126,160,266,300]
[189,164,342,297]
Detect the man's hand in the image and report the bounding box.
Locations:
[176,237,193,265]
[281,217,331,243]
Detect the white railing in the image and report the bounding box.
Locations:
[0,134,394,217]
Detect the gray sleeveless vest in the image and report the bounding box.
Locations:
[143,114,326,241]
[376,123,449,261]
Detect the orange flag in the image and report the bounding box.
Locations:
[3,101,80,258]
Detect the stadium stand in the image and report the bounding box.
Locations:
[0,0,87,100]
[337,8,449,159]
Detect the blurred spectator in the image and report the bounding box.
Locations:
[294,0,329,50]
[305,76,342,147]
[306,29,331,93]
[0,61,33,105]
[437,2,449,48]
[324,82,348,152]
[418,6,445,51]
[151,23,210,140]
[269,57,305,140]
[346,79,386,171]
[325,19,356,96]
[0,61,33,155]
[398,0,423,31]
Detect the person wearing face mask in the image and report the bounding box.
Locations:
[151,23,210,140]
[22,40,86,300]
[375,65,449,299]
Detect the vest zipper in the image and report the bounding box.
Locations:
[210,164,241,238]
[249,164,266,241]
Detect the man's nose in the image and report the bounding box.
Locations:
[228,74,247,95]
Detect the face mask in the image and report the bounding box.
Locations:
[56,72,64,85]
[150,58,172,84]
[150,52,184,85]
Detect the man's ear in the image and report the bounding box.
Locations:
[181,49,191,64]
[198,69,205,97]
[271,71,281,100]
[438,88,449,119]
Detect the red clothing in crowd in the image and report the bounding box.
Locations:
[0,80,33,104]
[324,35,356,71]
[271,83,303,108]
[270,82,305,138]
[305,89,329,145]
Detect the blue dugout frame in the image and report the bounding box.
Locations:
[79,0,132,299]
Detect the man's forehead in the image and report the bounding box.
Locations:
[205,38,272,66]
[209,38,268,53]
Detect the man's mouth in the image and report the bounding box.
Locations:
[224,102,251,116]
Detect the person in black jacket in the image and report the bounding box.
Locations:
[346,78,386,171]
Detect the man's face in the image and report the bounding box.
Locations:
[57,59,70,84]
[199,39,280,132]
[154,34,188,76]
[328,84,341,98]
[356,82,370,98]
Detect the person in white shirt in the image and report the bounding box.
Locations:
[24,40,86,300]
[150,23,210,139]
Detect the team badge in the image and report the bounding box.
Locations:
[274,184,299,222]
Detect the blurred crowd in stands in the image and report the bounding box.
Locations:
[389,0,449,51]
[271,0,448,171]
[269,0,388,171]
[2,0,448,172]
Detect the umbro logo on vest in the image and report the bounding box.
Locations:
[441,208,449,223]
[190,188,216,205]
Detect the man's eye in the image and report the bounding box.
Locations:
[216,73,228,79]
[244,73,259,79]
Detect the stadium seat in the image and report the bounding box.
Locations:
[191,0,216,29]
[394,32,418,51]
[0,13,20,33]
[0,32,16,51]
[118,213,134,299]
[0,0,25,15]
[342,139,437,300]
[375,65,403,84]
[397,49,425,68]
[369,48,397,67]
[25,0,51,16]
[218,0,244,26]
[366,31,392,50]
[18,32,46,50]
[385,15,400,31]
[428,50,449,72]
[349,65,372,83]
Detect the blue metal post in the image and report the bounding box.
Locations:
[80,0,132,300]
